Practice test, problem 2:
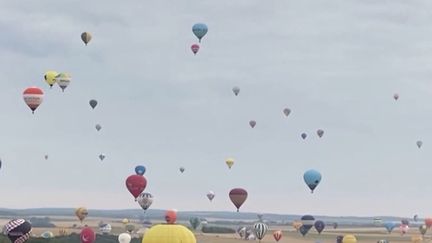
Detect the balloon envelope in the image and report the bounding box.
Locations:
[180,167,185,173]
[80,227,95,243]
[314,220,325,234]
[229,188,248,212]
[226,158,234,169]
[317,129,324,138]
[165,209,177,224]
[4,219,32,243]
[135,165,146,175]
[249,120,256,128]
[273,230,282,242]
[23,87,44,113]
[75,207,88,222]
[137,192,154,211]
[253,223,268,241]
[301,215,315,231]
[126,175,147,199]
[425,218,432,228]
[303,169,322,193]
[417,141,423,148]
[192,23,208,42]
[44,71,58,87]
[55,73,71,92]
[119,233,132,243]
[384,222,396,233]
[299,225,309,236]
[81,32,92,45]
[142,224,196,243]
[207,191,215,201]
[89,99,98,109]
[232,87,240,96]
[191,44,200,55]
[343,235,357,243]
[301,133,307,139]
[283,108,291,117]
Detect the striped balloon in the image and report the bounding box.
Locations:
[301,215,315,231]
[253,223,268,242]
[4,219,32,243]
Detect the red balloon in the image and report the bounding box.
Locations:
[273,230,282,242]
[229,188,248,212]
[126,175,147,199]
[23,87,44,114]
[191,44,200,55]
[425,218,432,228]
[165,209,177,224]
[80,227,95,243]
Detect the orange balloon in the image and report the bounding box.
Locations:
[165,209,177,224]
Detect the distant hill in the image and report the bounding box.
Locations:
[0,208,419,227]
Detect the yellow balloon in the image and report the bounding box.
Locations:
[226,158,234,169]
[75,207,88,222]
[142,224,196,243]
[122,218,130,225]
[44,71,58,87]
[343,235,357,243]
[412,235,423,243]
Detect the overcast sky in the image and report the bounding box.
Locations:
[1,0,432,217]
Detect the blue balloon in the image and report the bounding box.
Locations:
[314,220,325,234]
[299,225,309,237]
[192,23,208,42]
[135,165,146,176]
[303,169,322,193]
[336,235,344,243]
[384,222,396,233]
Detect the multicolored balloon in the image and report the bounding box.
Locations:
[137,192,153,211]
[229,188,248,212]
[4,219,32,243]
[55,73,71,92]
[81,32,92,45]
[273,230,282,242]
[75,207,88,222]
[23,87,44,114]
[253,223,268,242]
[80,227,95,243]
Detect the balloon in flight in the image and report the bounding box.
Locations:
[75,207,88,222]
[95,124,102,131]
[135,165,146,176]
[191,44,200,55]
[317,129,324,138]
[126,174,147,200]
[55,73,71,92]
[137,192,153,211]
[81,32,92,45]
[394,94,399,101]
[180,167,185,173]
[80,227,95,243]
[4,219,32,243]
[414,215,419,222]
[89,99,98,109]
[253,223,268,242]
[283,108,291,117]
[301,133,307,140]
[44,71,58,88]
[207,191,215,202]
[299,226,309,237]
[165,209,177,224]
[192,23,208,42]
[384,222,396,233]
[229,188,248,212]
[400,224,409,235]
[232,86,240,96]
[249,120,256,128]
[417,141,423,148]
[44,155,48,160]
[226,158,234,169]
[23,87,44,114]
[303,169,322,193]
[273,230,282,242]
[314,220,325,234]
[125,224,135,233]
[99,154,106,161]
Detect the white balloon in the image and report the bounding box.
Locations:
[118,233,132,243]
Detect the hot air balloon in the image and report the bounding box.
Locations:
[119,233,132,243]
[394,94,399,100]
[191,44,200,55]
[99,154,106,161]
[273,230,282,242]
[4,219,32,243]
[137,192,153,211]
[122,219,129,225]
[301,133,307,140]
[419,225,427,236]
[249,120,256,128]
[377,240,388,243]
[125,224,135,233]
[374,218,383,226]
[44,71,58,88]
[126,174,147,200]
[165,209,177,224]
[337,236,344,243]
[100,224,112,234]
[179,167,185,173]
[55,73,71,92]
[135,165,146,176]
[333,222,338,229]
[75,207,88,223]
[292,221,302,231]
[207,191,215,202]
[425,218,432,228]
[414,215,419,222]
[23,87,44,114]
[301,215,315,232]
[229,188,248,212]
[401,219,410,226]
[253,223,268,242]
[314,220,325,234]
[400,224,409,235]
[80,227,95,243]
[44,155,48,160]
[89,99,98,109]
[189,217,201,230]
[192,23,208,42]
[343,235,357,243]
[299,226,309,237]
[81,32,92,45]
[417,141,423,148]
[283,108,291,117]
[232,87,240,96]
[384,222,396,233]
[58,228,68,236]
[303,169,322,193]
[226,158,234,169]
[142,224,196,243]
[317,129,324,138]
